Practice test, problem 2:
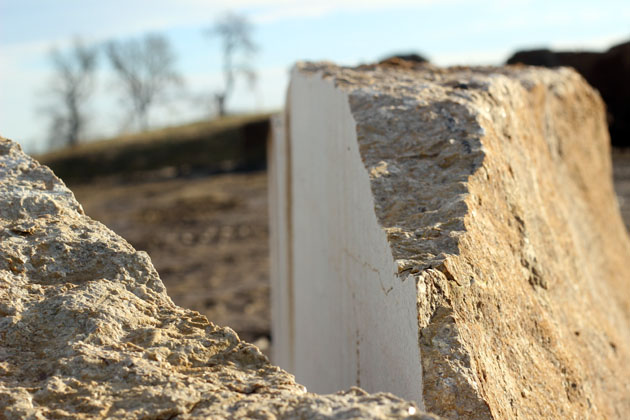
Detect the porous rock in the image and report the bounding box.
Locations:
[0,138,437,419]
[271,62,630,419]
[507,40,630,148]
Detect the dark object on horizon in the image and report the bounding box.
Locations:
[507,40,630,148]
[380,53,429,63]
[376,53,430,71]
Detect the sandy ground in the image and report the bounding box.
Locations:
[70,171,271,351]
[68,152,630,355]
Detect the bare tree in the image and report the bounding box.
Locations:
[44,39,98,148]
[106,34,182,131]
[207,12,258,116]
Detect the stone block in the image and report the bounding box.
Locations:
[270,61,630,419]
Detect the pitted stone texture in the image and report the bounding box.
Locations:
[293,62,630,419]
[0,138,438,420]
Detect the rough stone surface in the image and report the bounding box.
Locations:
[0,137,439,419]
[275,62,630,419]
[507,40,630,148]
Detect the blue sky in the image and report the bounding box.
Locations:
[1,0,629,152]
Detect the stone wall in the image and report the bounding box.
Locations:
[270,62,630,419]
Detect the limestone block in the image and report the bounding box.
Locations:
[507,40,630,148]
[270,62,630,419]
[0,138,438,419]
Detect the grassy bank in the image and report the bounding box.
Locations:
[37,113,272,183]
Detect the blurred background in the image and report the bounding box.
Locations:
[0,0,628,352]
